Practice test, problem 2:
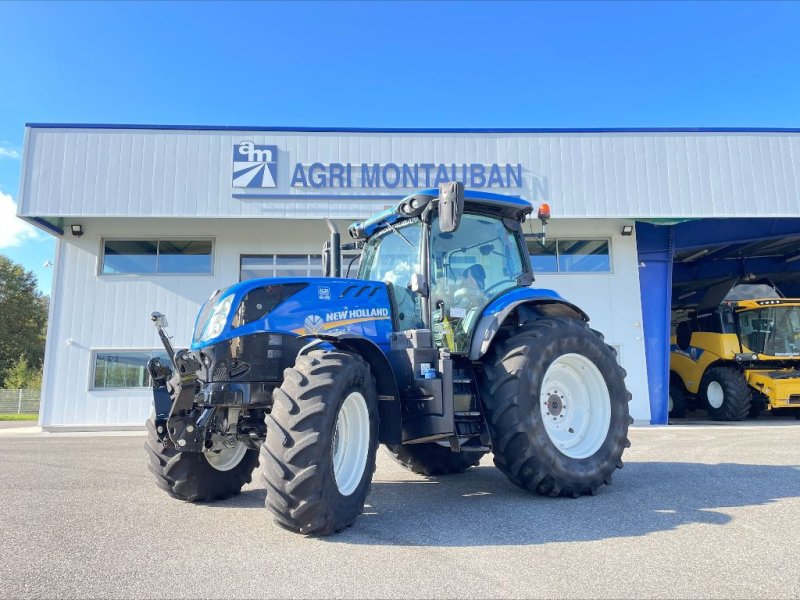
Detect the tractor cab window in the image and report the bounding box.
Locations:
[430,213,526,353]
[736,306,800,356]
[359,219,424,331]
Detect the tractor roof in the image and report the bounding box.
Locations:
[349,188,533,239]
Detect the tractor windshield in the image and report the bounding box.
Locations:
[359,219,425,331]
[430,213,526,353]
[736,306,800,357]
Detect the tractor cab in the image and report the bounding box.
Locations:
[348,186,534,354]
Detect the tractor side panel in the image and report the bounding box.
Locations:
[669,332,736,394]
[226,279,395,353]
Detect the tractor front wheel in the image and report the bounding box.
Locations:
[144,418,259,502]
[700,366,752,421]
[480,317,631,497]
[260,350,379,535]
[384,443,485,476]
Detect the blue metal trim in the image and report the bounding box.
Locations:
[25,123,800,134]
[636,223,673,425]
[29,217,63,235]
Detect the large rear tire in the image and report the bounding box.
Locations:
[144,418,259,502]
[700,366,751,421]
[385,443,485,476]
[479,318,631,497]
[260,350,379,535]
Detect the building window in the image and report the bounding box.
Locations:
[526,238,611,273]
[240,253,361,281]
[92,350,170,389]
[102,239,212,275]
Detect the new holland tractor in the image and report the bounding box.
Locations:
[670,279,800,420]
[145,183,631,535]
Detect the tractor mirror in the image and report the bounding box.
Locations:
[438,181,464,233]
[410,273,428,296]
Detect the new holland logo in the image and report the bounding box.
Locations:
[232,141,278,188]
[304,314,325,334]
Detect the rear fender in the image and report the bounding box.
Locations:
[469,288,589,360]
[300,333,402,444]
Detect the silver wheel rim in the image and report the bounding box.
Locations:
[540,353,612,459]
[707,381,724,409]
[668,393,674,413]
[204,442,248,472]
[332,391,370,496]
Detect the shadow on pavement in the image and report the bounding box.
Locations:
[217,460,800,546]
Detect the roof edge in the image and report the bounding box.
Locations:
[24,123,800,134]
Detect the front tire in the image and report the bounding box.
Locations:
[144,418,259,502]
[480,318,631,497]
[260,350,379,535]
[700,366,751,421]
[385,443,485,476]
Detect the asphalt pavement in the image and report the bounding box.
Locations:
[1,424,799,599]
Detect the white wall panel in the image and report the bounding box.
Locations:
[38,217,649,427]
[18,127,800,222]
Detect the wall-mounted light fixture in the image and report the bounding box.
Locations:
[70,224,83,237]
[621,224,634,236]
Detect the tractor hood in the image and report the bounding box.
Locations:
[191,277,393,351]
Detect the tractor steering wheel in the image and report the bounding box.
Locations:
[453,287,484,309]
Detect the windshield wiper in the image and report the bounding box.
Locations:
[385,221,415,249]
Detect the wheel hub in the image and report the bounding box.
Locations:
[539,353,612,459]
[331,391,370,496]
[546,393,565,418]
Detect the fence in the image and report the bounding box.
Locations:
[0,389,41,414]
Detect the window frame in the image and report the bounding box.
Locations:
[98,237,215,277]
[89,348,171,391]
[525,236,614,275]
[239,253,325,281]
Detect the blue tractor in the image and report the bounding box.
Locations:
[146,183,631,535]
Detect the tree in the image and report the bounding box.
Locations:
[3,356,42,390]
[0,255,49,386]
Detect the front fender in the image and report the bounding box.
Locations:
[299,332,402,445]
[468,287,589,360]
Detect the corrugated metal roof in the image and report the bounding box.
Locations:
[18,126,800,221]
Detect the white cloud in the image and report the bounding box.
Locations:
[0,190,43,249]
[0,143,20,160]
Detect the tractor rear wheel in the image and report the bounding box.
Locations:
[144,418,259,502]
[385,443,485,476]
[480,317,631,497]
[260,350,379,535]
[700,366,752,421]
[669,381,688,419]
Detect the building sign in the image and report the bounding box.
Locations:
[233,142,278,188]
[231,141,548,197]
[289,162,522,189]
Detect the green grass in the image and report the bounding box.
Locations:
[0,413,39,421]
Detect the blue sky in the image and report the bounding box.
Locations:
[1,1,799,295]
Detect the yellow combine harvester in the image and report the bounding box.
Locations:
[670,280,800,421]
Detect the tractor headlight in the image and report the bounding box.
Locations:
[199,295,234,342]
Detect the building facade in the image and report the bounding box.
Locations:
[17,125,800,429]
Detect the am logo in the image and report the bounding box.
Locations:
[233,141,278,188]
